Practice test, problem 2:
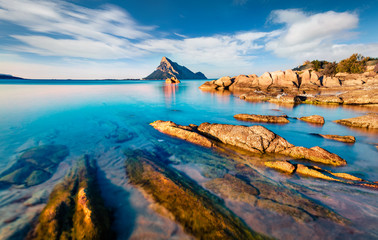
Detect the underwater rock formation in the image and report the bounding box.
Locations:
[0,145,69,188]
[125,149,267,240]
[27,155,113,240]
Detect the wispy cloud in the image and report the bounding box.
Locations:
[0,0,154,59]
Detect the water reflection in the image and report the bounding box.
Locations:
[162,83,178,107]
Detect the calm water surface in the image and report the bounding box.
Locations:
[0,80,377,239]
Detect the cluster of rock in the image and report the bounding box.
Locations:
[151,120,377,189]
[200,69,378,105]
[151,120,346,166]
[165,76,180,84]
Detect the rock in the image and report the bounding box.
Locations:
[299,115,325,124]
[329,172,363,181]
[214,76,233,88]
[300,70,311,85]
[229,75,259,90]
[197,123,294,154]
[150,120,213,147]
[334,113,378,129]
[310,72,321,85]
[125,149,263,240]
[265,161,295,174]
[341,79,365,86]
[284,69,300,87]
[318,134,355,143]
[27,155,113,240]
[234,113,289,123]
[144,56,207,80]
[322,77,341,87]
[296,164,339,181]
[199,80,219,90]
[152,121,346,166]
[165,77,180,84]
[280,146,346,166]
[0,145,69,187]
[339,89,378,105]
[270,71,285,85]
[258,72,273,88]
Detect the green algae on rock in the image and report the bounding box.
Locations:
[0,145,69,188]
[27,155,113,240]
[125,149,268,240]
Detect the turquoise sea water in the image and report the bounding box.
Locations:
[0,80,377,239]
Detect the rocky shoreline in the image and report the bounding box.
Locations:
[199,69,378,106]
[150,120,377,189]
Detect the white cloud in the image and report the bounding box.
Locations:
[265,9,364,61]
[0,0,154,59]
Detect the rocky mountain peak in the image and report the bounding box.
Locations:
[144,57,207,80]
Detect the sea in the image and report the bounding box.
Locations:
[0,79,377,239]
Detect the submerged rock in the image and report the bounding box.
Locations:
[0,145,69,188]
[264,161,295,174]
[27,155,113,240]
[151,121,346,166]
[318,134,356,143]
[234,114,290,124]
[299,115,325,125]
[334,113,378,129]
[124,149,267,240]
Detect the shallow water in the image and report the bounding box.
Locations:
[0,80,377,239]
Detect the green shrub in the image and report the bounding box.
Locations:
[336,53,369,73]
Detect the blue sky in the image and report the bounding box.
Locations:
[0,0,377,79]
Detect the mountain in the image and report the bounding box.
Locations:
[144,57,207,80]
[0,74,23,79]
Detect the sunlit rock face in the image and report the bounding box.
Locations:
[144,57,207,80]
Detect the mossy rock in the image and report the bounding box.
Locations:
[28,155,113,240]
[0,145,69,187]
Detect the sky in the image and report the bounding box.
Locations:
[0,0,378,79]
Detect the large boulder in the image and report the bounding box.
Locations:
[258,72,273,88]
[229,74,259,90]
[300,70,311,85]
[284,69,300,87]
[322,77,341,87]
[199,80,218,90]
[214,76,234,88]
[197,123,294,153]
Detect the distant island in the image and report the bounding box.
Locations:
[144,56,207,80]
[0,74,23,79]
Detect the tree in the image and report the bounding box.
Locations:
[323,62,337,76]
[336,53,369,73]
[311,60,321,71]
